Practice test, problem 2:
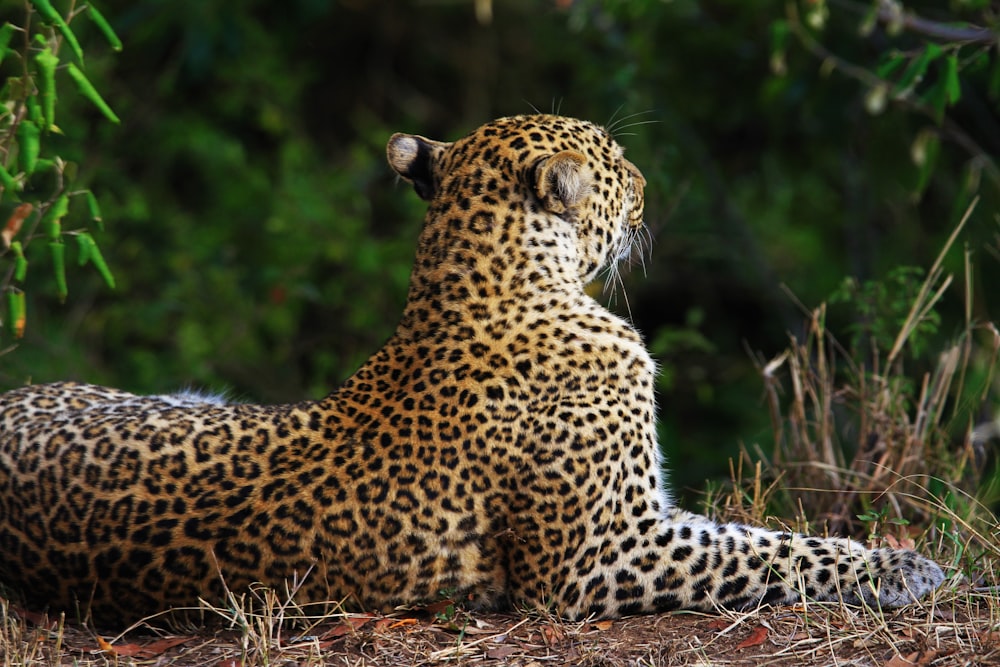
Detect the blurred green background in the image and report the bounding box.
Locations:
[2,0,998,496]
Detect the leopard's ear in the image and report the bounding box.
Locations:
[387,134,451,201]
[532,150,592,216]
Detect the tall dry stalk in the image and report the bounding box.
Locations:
[725,201,999,541]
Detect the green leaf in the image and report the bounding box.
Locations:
[943,54,961,105]
[29,0,84,64]
[75,232,92,266]
[17,120,41,175]
[43,194,69,240]
[11,241,28,282]
[892,44,943,98]
[876,51,907,79]
[770,19,789,54]
[33,158,55,173]
[0,23,15,68]
[66,63,120,124]
[76,232,115,288]
[0,163,17,193]
[49,241,67,302]
[6,289,26,338]
[89,242,115,289]
[84,190,104,229]
[35,48,59,131]
[24,94,43,126]
[87,4,122,52]
[922,54,960,124]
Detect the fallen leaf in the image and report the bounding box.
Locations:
[12,606,57,630]
[135,636,193,657]
[541,624,566,645]
[419,598,456,616]
[979,630,1000,645]
[91,635,191,658]
[486,644,519,659]
[374,617,418,632]
[319,614,375,639]
[102,643,147,657]
[706,619,730,631]
[884,652,919,667]
[215,660,241,667]
[736,625,768,650]
[933,607,955,622]
[593,619,614,631]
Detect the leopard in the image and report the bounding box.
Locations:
[0,114,944,627]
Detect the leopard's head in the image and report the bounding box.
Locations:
[388,114,646,289]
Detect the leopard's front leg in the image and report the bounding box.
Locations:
[554,515,945,619]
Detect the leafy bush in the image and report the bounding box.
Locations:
[0,0,120,349]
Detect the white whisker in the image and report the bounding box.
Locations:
[609,118,661,135]
[607,110,657,136]
[597,208,652,320]
[619,271,634,322]
[606,104,626,129]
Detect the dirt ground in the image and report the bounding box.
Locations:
[6,596,999,667]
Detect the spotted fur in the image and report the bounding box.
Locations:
[0,115,943,625]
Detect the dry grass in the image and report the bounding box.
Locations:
[3,208,999,665]
[712,203,998,549]
[3,587,1000,666]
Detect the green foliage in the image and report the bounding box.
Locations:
[648,307,715,394]
[829,266,941,359]
[773,0,999,204]
[856,505,910,543]
[0,0,120,346]
[1,0,997,498]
